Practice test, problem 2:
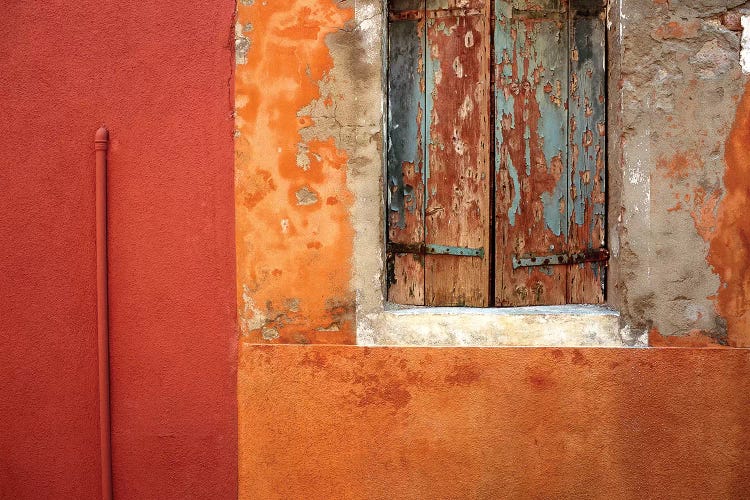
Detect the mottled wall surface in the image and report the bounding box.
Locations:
[235,0,383,344]
[610,0,750,346]
[239,345,750,499]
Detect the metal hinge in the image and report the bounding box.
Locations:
[387,242,484,258]
[512,247,609,269]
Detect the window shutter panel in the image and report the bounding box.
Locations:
[388,0,608,307]
[568,0,607,303]
[387,5,427,305]
[424,0,491,306]
[388,0,491,307]
[494,0,570,306]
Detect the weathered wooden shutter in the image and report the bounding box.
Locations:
[493,0,607,306]
[388,0,491,306]
[567,0,607,303]
[388,0,606,307]
[387,2,427,305]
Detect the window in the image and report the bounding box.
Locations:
[386,0,608,307]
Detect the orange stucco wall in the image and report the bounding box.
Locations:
[232,4,750,496]
[239,345,750,499]
[234,0,357,345]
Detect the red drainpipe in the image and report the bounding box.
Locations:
[95,127,113,500]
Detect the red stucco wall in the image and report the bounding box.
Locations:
[0,2,237,498]
[5,2,750,499]
[240,345,750,499]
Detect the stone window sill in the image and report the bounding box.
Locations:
[358,305,628,347]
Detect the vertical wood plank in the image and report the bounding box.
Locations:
[494,0,569,306]
[424,2,491,306]
[568,5,607,303]
[387,11,427,305]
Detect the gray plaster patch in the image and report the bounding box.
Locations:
[295,186,319,206]
[261,327,279,341]
[235,22,250,65]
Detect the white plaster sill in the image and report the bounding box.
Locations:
[358,305,626,347]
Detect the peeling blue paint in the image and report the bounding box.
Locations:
[387,19,424,230]
[533,19,568,237]
[507,151,521,224]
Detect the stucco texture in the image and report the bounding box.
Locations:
[0,1,237,498]
[239,344,750,499]
[610,0,750,346]
[235,0,385,344]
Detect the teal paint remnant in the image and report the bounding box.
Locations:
[387,19,424,229]
[569,16,606,235]
[506,151,521,225]
[532,18,568,237]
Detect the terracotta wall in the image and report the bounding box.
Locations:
[0,2,237,498]
[239,345,750,499]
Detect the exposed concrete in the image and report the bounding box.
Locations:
[327,0,389,337]
[607,0,750,345]
[360,305,625,347]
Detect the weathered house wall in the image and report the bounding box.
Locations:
[610,0,750,347]
[234,1,750,495]
[233,0,750,491]
[235,0,750,346]
[235,0,383,344]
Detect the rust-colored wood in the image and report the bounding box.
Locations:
[424,3,491,306]
[494,0,569,306]
[388,0,607,307]
[387,14,426,305]
[388,253,426,304]
[567,8,606,303]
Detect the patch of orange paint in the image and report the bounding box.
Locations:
[653,20,700,40]
[689,186,721,241]
[235,1,355,344]
[657,150,722,261]
[705,82,750,347]
[666,203,681,212]
[648,327,726,348]
[656,151,702,182]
